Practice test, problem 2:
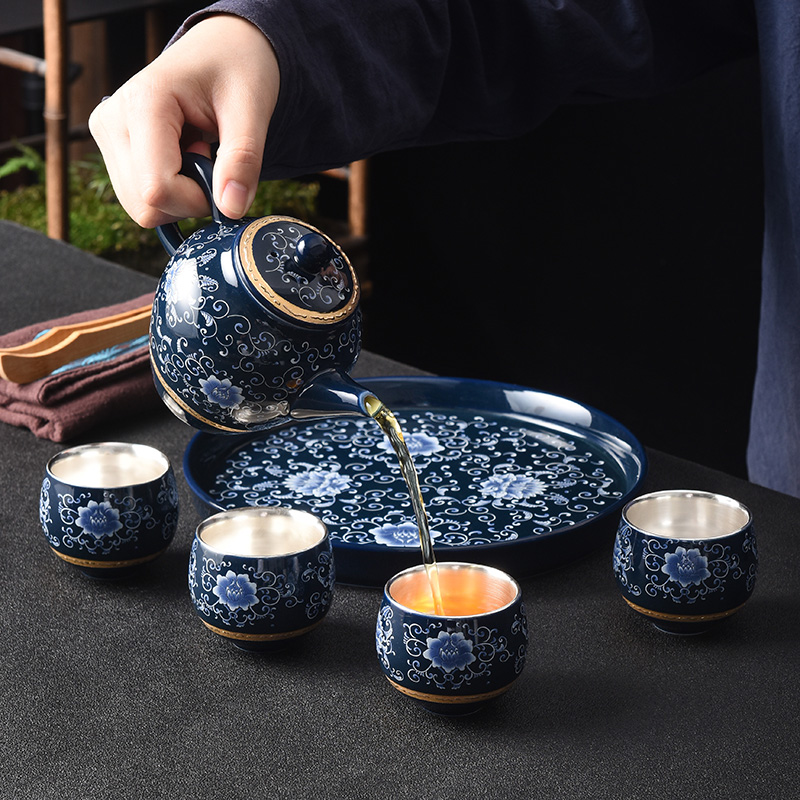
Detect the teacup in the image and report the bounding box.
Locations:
[39,442,179,578]
[376,562,528,715]
[188,507,334,651]
[613,489,758,634]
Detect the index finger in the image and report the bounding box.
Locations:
[124,84,213,225]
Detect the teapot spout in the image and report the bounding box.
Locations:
[291,370,381,422]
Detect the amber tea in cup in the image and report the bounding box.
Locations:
[390,562,517,616]
[376,562,528,714]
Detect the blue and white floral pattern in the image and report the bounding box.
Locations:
[39,472,179,558]
[284,469,351,497]
[202,410,626,550]
[39,478,52,530]
[376,602,528,693]
[661,547,711,587]
[189,537,334,631]
[613,522,759,605]
[371,521,440,548]
[199,375,244,408]
[479,474,547,501]
[377,431,443,458]
[150,220,361,431]
[213,570,259,610]
[423,631,476,672]
[75,500,123,538]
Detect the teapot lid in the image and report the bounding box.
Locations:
[238,216,359,326]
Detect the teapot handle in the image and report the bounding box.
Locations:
[155,153,236,257]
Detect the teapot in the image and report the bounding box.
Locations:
[149,153,377,434]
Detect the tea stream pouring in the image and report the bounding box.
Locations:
[150,153,376,434]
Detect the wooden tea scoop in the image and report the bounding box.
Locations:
[0,303,152,357]
[0,308,151,384]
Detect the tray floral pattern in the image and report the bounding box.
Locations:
[200,409,628,549]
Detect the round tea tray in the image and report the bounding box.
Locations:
[184,376,647,586]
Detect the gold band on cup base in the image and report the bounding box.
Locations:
[386,677,516,706]
[623,597,746,624]
[201,617,324,643]
[51,547,166,570]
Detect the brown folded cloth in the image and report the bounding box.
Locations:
[0,292,159,442]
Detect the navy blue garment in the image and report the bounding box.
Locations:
[748,0,800,495]
[172,1,800,493]
[176,1,756,177]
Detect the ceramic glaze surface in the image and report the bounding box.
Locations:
[39,444,179,575]
[184,377,647,585]
[188,510,334,648]
[198,410,626,542]
[613,491,758,633]
[150,217,361,433]
[375,563,527,714]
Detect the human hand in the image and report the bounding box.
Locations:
[89,14,280,227]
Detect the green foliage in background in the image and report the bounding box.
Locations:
[0,143,319,262]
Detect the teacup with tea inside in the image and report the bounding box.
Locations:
[376,561,528,715]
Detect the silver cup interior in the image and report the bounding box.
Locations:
[624,490,751,540]
[198,507,327,558]
[388,561,521,617]
[47,442,170,488]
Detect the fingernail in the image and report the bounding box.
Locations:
[221,180,250,218]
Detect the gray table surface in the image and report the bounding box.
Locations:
[1,220,797,799]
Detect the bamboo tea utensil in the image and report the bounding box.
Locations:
[0,304,151,357]
[0,308,151,384]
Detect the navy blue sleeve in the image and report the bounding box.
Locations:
[171,0,756,178]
